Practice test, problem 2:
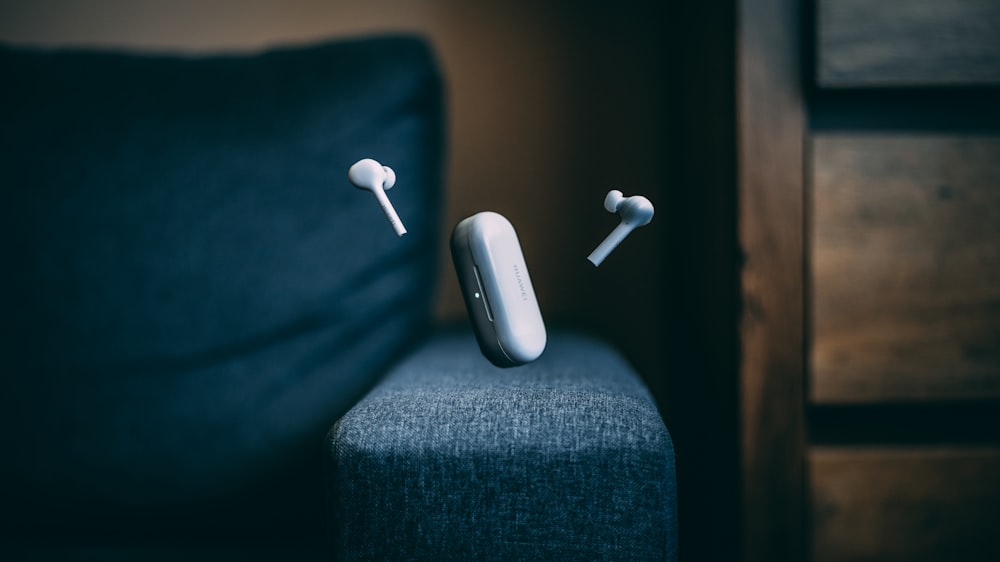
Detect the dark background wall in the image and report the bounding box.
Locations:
[0,2,740,560]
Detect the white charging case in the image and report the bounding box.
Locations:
[451,212,547,367]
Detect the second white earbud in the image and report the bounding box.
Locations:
[348,158,406,236]
[587,189,654,266]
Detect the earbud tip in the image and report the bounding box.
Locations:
[604,189,624,212]
[382,166,396,190]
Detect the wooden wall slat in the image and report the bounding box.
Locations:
[810,135,1000,403]
[818,0,1000,87]
[738,0,806,560]
[809,447,1000,562]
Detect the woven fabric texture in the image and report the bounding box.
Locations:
[328,331,677,561]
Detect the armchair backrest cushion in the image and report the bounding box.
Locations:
[0,35,444,542]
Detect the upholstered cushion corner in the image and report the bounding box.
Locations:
[327,331,677,561]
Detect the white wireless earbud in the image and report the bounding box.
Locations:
[348,158,406,236]
[587,189,654,266]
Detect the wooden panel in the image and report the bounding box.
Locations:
[809,447,1000,562]
[738,0,806,560]
[810,135,1000,403]
[818,0,1000,87]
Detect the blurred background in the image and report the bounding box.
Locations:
[8,0,1000,561]
[7,0,1000,560]
[0,0,772,560]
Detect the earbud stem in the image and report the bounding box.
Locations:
[372,188,407,236]
[588,222,633,266]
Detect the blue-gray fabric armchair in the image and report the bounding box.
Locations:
[0,35,676,560]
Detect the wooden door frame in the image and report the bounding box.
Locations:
[737,0,807,560]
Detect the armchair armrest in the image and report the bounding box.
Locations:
[326,331,677,560]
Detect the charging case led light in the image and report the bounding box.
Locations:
[451,212,547,367]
